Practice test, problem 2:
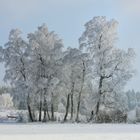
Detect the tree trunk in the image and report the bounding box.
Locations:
[95,35,103,119]
[70,93,73,120]
[75,94,81,122]
[95,76,103,120]
[39,103,42,121]
[51,103,54,121]
[42,77,51,122]
[89,110,94,122]
[95,98,100,116]
[39,91,42,121]
[43,97,50,122]
[51,92,54,121]
[27,94,34,122]
[64,93,70,121]
[70,82,75,120]
[43,110,46,122]
[46,103,50,120]
[76,86,83,122]
[27,104,34,122]
[76,60,85,122]
[43,91,47,122]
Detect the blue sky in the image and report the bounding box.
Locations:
[0,0,140,91]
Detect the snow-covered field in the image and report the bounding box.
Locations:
[0,110,140,139]
[0,123,140,134]
[0,124,140,140]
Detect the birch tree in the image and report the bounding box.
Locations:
[1,29,34,121]
[79,16,135,121]
[62,48,88,121]
[27,24,63,122]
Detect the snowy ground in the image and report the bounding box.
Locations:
[0,123,140,134]
[0,110,140,139]
[0,123,140,140]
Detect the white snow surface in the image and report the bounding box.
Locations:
[0,123,139,134]
[0,124,140,140]
[0,110,140,139]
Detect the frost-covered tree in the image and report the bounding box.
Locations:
[126,90,140,110]
[0,93,13,109]
[79,16,135,121]
[61,47,88,121]
[27,24,64,121]
[0,86,13,109]
[0,86,10,95]
[1,29,35,121]
[61,48,83,121]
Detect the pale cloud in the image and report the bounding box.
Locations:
[0,0,42,20]
[1,0,140,16]
[0,0,88,13]
[117,0,140,16]
[0,0,95,19]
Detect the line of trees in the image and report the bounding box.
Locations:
[0,16,135,123]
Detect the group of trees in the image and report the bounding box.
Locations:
[126,90,140,110]
[0,16,135,123]
[0,86,13,109]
